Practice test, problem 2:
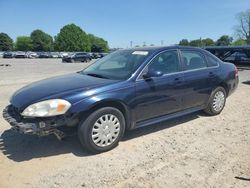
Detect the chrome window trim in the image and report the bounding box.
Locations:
[136,49,220,81]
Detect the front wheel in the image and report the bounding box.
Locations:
[78,107,125,153]
[204,87,226,115]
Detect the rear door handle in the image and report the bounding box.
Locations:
[174,77,182,85]
[208,72,216,78]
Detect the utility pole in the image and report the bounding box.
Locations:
[130,41,133,48]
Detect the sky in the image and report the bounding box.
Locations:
[0,0,249,48]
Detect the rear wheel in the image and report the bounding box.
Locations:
[78,107,125,153]
[204,87,226,115]
[85,58,91,63]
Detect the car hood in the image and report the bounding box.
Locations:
[10,73,119,110]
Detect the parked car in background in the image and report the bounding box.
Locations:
[0,52,4,58]
[3,46,238,153]
[3,52,14,58]
[223,51,250,66]
[99,53,108,58]
[92,52,102,59]
[14,51,27,58]
[205,46,250,66]
[60,52,69,58]
[62,52,92,63]
[27,52,38,58]
[88,52,95,59]
[38,52,53,58]
[51,52,61,58]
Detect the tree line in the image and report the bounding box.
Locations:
[0,23,109,52]
[180,9,250,47]
[178,35,247,47]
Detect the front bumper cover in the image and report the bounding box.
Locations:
[2,105,76,139]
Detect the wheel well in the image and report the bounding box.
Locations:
[219,82,229,97]
[82,101,131,130]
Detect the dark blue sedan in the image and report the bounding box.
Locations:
[3,46,238,153]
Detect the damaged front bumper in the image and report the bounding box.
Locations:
[2,105,78,140]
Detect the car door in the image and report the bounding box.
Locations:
[135,50,184,122]
[180,50,212,109]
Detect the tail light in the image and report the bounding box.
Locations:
[235,66,238,78]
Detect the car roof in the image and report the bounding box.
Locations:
[121,45,205,54]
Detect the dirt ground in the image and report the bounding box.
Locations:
[0,59,249,188]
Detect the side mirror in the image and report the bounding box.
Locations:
[143,69,163,79]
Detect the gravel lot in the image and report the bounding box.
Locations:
[0,59,250,188]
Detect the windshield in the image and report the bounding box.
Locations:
[82,50,151,80]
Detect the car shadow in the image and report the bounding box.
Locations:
[242,80,250,85]
[122,111,200,141]
[0,111,201,162]
[0,130,90,162]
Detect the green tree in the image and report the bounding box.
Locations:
[88,34,109,52]
[189,39,201,47]
[216,35,233,46]
[201,38,215,46]
[235,9,250,44]
[0,33,13,51]
[54,24,90,52]
[30,29,53,51]
[179,39,189,46]
[232,39,247,46]
[15,36,33,51]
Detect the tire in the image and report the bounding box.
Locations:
[78,107,125,153]
[84,58,90,63]
[204,87,226,116]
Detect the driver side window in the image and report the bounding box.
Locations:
[148,50,179,75]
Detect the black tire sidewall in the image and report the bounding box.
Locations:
[78,107,125,153]
[208,87,226,115]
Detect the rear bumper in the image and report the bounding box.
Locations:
[228,76,239,96]
[2,105,77,137]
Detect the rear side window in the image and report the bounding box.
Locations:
[206,55,219,67]
[224,52,237,61]
[181,51,207,70]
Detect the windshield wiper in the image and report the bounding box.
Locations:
[86,73,109,79]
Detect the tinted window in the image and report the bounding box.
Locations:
[147,50,179,74]
[224,52,237,61]
[206,55,219,67]
[75,53,86,56]
[237,52,250,60]
[181,51,207,70]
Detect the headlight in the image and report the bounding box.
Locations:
[21,99,71,117]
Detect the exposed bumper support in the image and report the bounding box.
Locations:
[2,105,77,140]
